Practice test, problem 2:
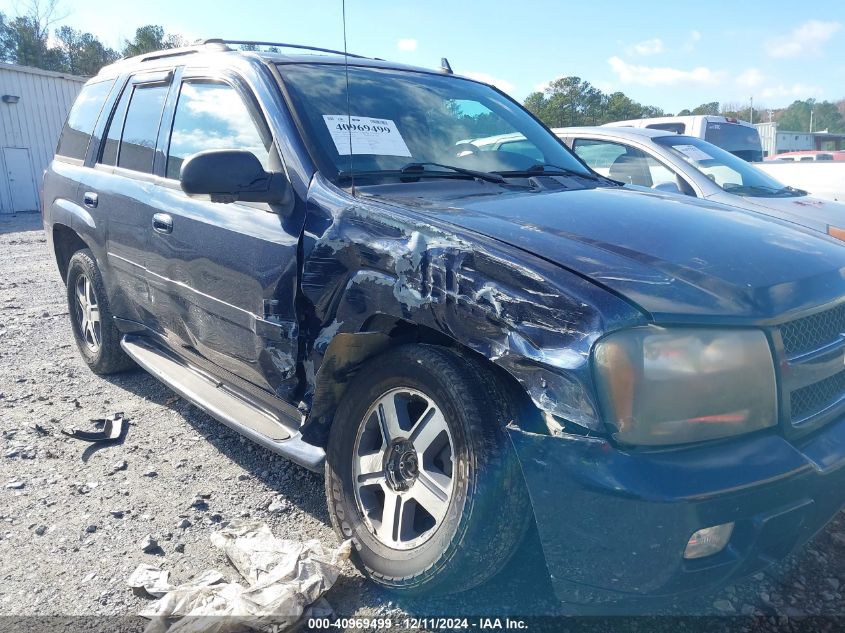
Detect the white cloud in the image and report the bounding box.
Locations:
[761,83,824,99]
[735,68,764,89]
[607,56,724,87]
[464,71,515,94]
[766,20,841,58]
[396,38,418,52]
[683,30,702,52]
[628,38,664,56]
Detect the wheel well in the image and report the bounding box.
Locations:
[303,316,539,446]
[52,224,88,284]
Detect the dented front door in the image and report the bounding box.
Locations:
[144,71,304,397]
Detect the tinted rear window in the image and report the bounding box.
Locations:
[55,80,114,160]
[704,122,762,162]
[117,84,168,173]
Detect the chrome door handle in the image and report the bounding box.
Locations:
[83,192,98,208]
[152,213,173,234]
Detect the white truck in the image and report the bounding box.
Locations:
[603,115,763,162]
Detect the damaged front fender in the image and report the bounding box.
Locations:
[300,174,646,434]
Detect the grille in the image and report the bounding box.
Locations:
[790,369,845,422]
[780,303,845,358]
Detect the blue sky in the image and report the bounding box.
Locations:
[3,0,843,112]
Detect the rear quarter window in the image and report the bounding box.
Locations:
[55,79,115,160]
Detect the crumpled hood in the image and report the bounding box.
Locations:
[390,186,845,321]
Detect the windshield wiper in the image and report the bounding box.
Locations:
[337,162,506,185]
[493,164,599,181]
[724,183,804,197]
[400,162,506,183]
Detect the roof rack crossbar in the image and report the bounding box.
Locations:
[200,39,370,59]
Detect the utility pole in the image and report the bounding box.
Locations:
[750,96,754,124]
[810,106,814,134]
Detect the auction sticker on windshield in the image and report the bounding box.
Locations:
[323,115,412,157]
[673,144,714,162]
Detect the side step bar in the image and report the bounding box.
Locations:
[121,335,325,472]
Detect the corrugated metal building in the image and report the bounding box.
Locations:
[0,63,86,214]
[754,121,843,157]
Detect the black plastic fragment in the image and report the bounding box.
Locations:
[61,413,127,443]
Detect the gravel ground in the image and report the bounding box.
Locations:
[1,212,845,632]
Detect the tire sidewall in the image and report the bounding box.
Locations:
[327,347,495,589]
[66,252,103,367]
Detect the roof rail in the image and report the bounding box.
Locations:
[200,39,370,59]
[124,41,229,64]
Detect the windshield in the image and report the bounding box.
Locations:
[278,63,594,181]
[703,121,763,162]
[654,135,802,198]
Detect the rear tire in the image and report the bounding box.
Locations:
[325,344,531,596]
[66,249,134,375]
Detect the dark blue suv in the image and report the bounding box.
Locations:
[41,39,845,604]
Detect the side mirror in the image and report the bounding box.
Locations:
[180,149,291,205]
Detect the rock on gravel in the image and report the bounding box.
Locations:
[139,534,158,553]
[108,460,128,474]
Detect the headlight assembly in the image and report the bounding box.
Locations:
[592,327,777,445]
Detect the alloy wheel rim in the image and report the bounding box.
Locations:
[74,273,101,354]
[353,387,455,550]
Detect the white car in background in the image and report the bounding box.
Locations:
[552,126,845,240]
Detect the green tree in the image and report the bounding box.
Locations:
[691,102,720,115]
[640,104,667,118]
[54,25,118,75]
[0,1,118,75]
[524,77,664,128]
[776,99,845,133]
[605,92,647,121]
[523,91,547,122]
[540,76,591,126]
[0,0,64,70]
[122,25,186,57]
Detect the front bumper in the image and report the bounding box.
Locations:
[508,414,845,604]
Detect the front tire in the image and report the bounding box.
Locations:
[325,344,531,596]
[66,249,134,375]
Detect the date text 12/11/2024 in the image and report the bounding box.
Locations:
[306,618,529,630]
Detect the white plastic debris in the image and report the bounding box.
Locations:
[127,564,173,598]
[134,520,351,633]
